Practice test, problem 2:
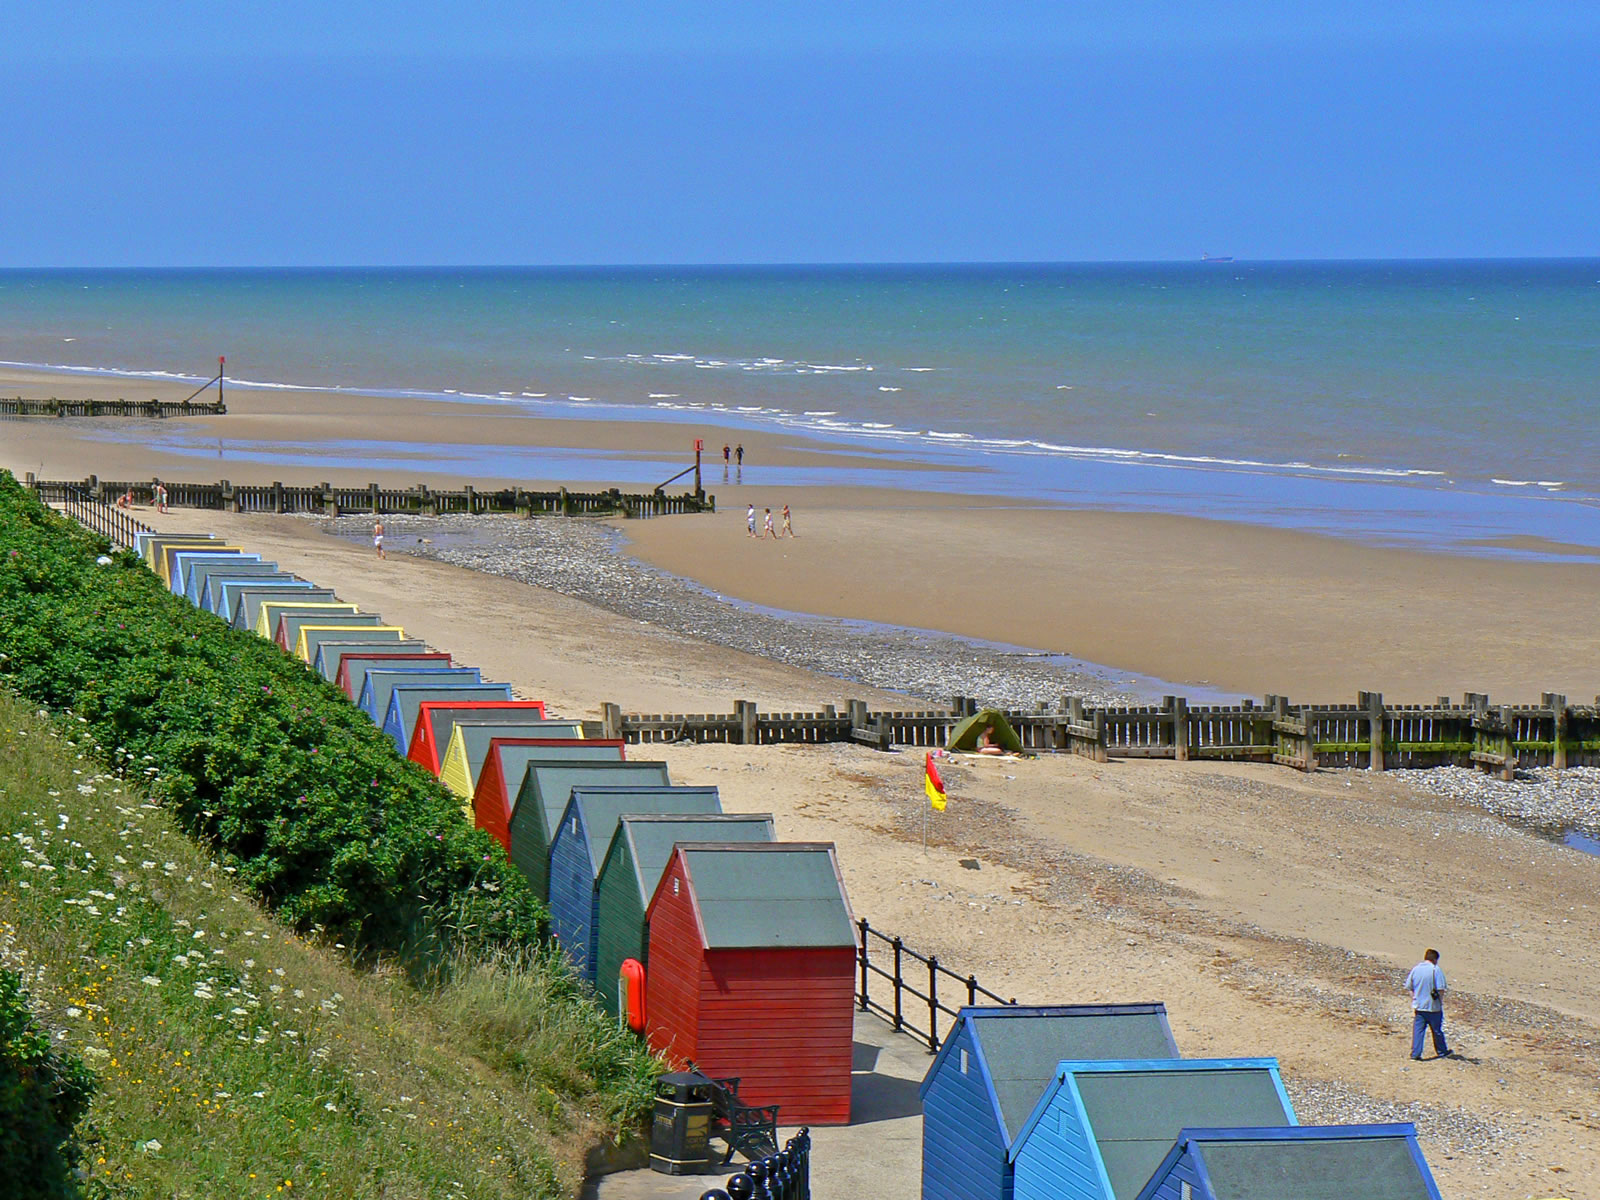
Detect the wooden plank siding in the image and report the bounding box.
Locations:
[643,854,703,1066]
[921,1020,1015,1200]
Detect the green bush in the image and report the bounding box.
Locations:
[0,471,545,960]
[0,968,95,1199]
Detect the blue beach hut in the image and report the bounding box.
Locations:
[1132,1124,1442,1200]
[311,638,429,684]
[172,550,258,598]
[186,558,274,607]
[198,564,286,613]
[229,585,337,631]
[508,761,672,902]
[359,668,482,722]
[546,785,722,981]
[919,1005,1180,1200]
[212,577,306,624]
[1010,1059,1295,1200]
[381,683,514,755]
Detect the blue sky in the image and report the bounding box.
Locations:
[3,3,1597,266]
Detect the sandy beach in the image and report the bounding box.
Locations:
[114,504,1600,1200]
[4,366,1599,702]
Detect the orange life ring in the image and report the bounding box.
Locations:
[619,958,646,1033]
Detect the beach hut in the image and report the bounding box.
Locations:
[1010,1059,1296,1200]
[295,623,406,663]
[255,600,358,641]
[437,719,584,802]
[593,813,773,1017]
[312,638,429,684]
[197,563,285,612]
[472,739,626,854]
[136,532,214,567]
[1132,1124,1443,1200]
[407,700,550,775]
[381,684,515,755]
[159,542,242,587]
[278,612,384,654]
[644,842,856,1125]
[332,646,446,694]
[509,761,671,900]
[548,786,722,982]
[227,584,335,631]
[359,666,482,724]
[919,1004,1181,1200]
[173,551,259,601]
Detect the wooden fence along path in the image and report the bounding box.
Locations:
[28,474,713,519]
[1,397,226,418]
[601,692,1600,778]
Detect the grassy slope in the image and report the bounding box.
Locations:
[0,692,649,1199]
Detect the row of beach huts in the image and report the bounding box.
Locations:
[136,531,858,1127]
[137,531,1448,1200]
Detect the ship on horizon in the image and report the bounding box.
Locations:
[1201,252,1235,263]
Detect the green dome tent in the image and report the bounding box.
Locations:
[946,707,1023,753]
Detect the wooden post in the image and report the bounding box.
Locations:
[601,702,623,741]
[1301,705,1318,771]
[1171,696,1190,762]
[465,484,475,514]
[1092,709,1108,763]
[737,699,758,746]
[1363,691,1385,772]
[1498,705,1517,782]
[1547,693,1569,770]
[370,483,380,514]
[322,482,336,517]
[272,481,285,514]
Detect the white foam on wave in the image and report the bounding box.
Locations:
[648,393,680,399]
[803,410,839,416]
[878,386,902,392]
[1492,478,1535,487]
[926,430,972,440]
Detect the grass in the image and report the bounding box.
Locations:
[0,691,660,1199]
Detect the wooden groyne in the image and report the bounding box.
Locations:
[27,475,713,519]
[1,397,226,418]
[599,692,1600,778]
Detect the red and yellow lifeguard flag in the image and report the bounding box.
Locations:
[925,752,947,811]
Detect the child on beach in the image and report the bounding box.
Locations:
[762,507,775,539]
[746,504,757,536]
[780,504,794,537]
[153,481,168,513]
[373,519,385,559]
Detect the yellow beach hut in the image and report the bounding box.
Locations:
[437,718,583,808]
[295,624,406,663]
[254,600,359,640]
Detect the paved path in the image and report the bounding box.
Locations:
[585,1010,929,1199]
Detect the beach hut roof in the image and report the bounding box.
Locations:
[228,584,333,628]
[422,704,549,755]
[295,624,405,661]
[313,639,429,682]
[670,843,854,950]
[257,601,358,638]
[198,563,283,608]
[920,1004,1181,1146]
[176,551,261,596]
[485,740,622,799]
[615,813,775,906]
[362,667,481,718]
[565,786,721,875]
[1134,1125,1441,1200]
[1012,1059,1294,1196]
[520,761,671,838]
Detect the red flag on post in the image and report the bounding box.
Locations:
[924,752,947,811]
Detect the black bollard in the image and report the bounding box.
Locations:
[701,1192,733,1200]
[796,1129,811,1200]
[776,1149,795,1200]
[727,1175,754,1200]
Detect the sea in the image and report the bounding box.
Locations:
[2,260,1597,557]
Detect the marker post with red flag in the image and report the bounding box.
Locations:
[923,751,947,851]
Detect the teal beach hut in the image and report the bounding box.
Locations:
[188,559,276,608]
[229,585,336,631]
[507,761,671,901]
[547,786,722,981]
[1132,1125,1442,1200]
[1010,1059,1295,1200]
[380,683,513,754]
[312,638,429,684]
[593,812,774,1017]
[359,667,482,724]
[919,1005,1181,1200]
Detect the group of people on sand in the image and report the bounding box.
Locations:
[745,503,794,539]
[117,481,167,513]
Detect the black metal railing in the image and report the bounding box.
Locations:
[58,486,152,551]
[700,1128,810,1200]
[856,918,1014,1053]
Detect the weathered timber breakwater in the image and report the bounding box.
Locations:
[325,513,1140,708]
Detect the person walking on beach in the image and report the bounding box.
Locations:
[762,507,775,539]
[153,480,168,514]
[780,504,794,537]
[1405,948,1451,1060]
[722,443,731,466]
[746,504,757,537]
[735,443,744,467]
[373,519,385,560]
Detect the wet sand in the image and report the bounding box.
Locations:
[5,364,1598,702]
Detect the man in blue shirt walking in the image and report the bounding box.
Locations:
[1405,948,1452,1060]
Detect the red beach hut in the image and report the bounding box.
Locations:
[473,736,627,854]
[644,842,856,1125]
[407,700,548,775]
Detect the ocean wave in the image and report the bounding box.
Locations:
[878,386,902,392]
[647,393,680,399]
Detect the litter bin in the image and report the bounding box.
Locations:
[650,1070,716,1175]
